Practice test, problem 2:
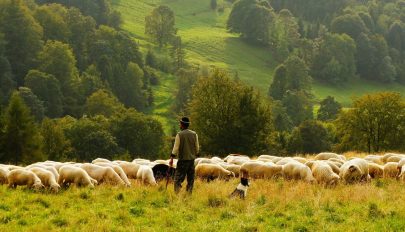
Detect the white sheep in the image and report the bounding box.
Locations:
[136,165,157,185]
[7,169,44,190]
[28,167,60,192]
[306,161,339,187]
[58,165,97,188]
[282,162,315,183]
[339,158,370,184]
[79,163,126,186]
[195,163,235,181]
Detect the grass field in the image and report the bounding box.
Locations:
[1,178,405,231]
[113,0,405,131]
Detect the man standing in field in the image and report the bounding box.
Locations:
[170,117,199,194]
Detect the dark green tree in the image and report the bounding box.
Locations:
[24,70,63,118]
[84,89,125,117]
[17,87,45,122]
[174,68,198,114]
[0,0,43,85]
[65,116,118,161]
[211,0,217,10]
[330,13,369,40]
[287,120,331,154]
[41,118,71,161]
[145,5,177,48]
[317,96,342,121]
[110,109,165,159]
[268,64,287,100]
[1,92,43,163]
[171,36,186,71]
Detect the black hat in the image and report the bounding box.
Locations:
[180,117,190,124]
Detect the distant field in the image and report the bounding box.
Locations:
[113,0,405,129]
[1,178,405,231]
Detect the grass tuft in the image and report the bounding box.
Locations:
[207,195,227,207]
[129,206,145,217]
[115,193,124,201]
[51,218,68,227]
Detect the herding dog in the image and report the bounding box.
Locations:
[229,177,249,199]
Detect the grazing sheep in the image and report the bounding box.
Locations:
[136,165,157,185]
[29,167,60,192]
[383,162,400,178]
[382,153,400,163]
[276,158,298,166]
[0,167,9,184]
[197,158,219,165]
[224,164,241,178]
[95,163,131,187]
[292,157,309,164]
[80,164,126,186]
[387,155,405,163]
[324,161,341,174]
[115,161,140,179]
[307,161,339,187]
[328,158,345,166]
[58,165,97,188]
[7,169,44,190]
[26,164,59,181]
[92,158,111,164]
[398,167,405,181]
[195,164,235,181]
[397,159,405,173]
[368,163,384,179]
[240,162,283,179]
[339,158,370,184]
[364,155,383,165]
[314,152,342,161]
[282,162,315,183]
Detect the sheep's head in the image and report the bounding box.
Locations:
[33,181,44,190]
[51,183,60,193]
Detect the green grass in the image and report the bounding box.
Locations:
[2,179,405,231]
[113,0,405,126]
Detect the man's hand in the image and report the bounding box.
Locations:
[169,155,174,167]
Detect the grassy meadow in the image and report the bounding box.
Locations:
[1,177,405,231]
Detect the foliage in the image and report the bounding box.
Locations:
[17,87,45,122]
[174,68,198,114]
[0,92,43,164]
[84,89,125,118]
[40,118,71,161]
[317,96,342,121]
[145,5,177,48]
[110,109,165,159]
[189,69,274,155]
[65,116,118,161]
[287,120,332,154]
[335,92,405,153]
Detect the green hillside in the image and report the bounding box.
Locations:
[113,0,405,115]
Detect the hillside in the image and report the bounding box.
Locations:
[113,0,405,109]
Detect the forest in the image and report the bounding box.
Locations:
[0,0,405,164]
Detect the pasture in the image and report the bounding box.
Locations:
[1,173,405,230]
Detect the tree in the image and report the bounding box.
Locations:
[33,4,70,42]
[65,116,118,161]
[287,120,331,154]
[0,33,15,106]
[330,13,369,40]
[110,109,165,159]
[145,5,177,48]
[311,33,357,84]
[145,50,158,69]
[17,87,45,122]
[171,36,186,71]
[268,64,287,100]
[211,0,217,10]
[336,92,405,153]
[174,68,198,114]
[84,89,125,117]
[0,92,43,163]
[116,62,147,110]
[24,70,63,118]
[282,90,313,126]
[41,118,71,161]
[271,9,300,59]
[0,0,43,85]
[189,69,274,155]
[317,96,342,121]
[227,0,275,44]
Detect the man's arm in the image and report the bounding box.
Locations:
[171,134,180,158]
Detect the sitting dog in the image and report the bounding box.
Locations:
[229,177,249,199]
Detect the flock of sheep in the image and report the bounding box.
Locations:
[0,152,405,192]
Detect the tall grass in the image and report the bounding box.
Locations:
[1,178,405,231]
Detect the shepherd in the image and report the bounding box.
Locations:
[170,117,199,194]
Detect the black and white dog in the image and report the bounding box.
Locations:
[229,177,250,199]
